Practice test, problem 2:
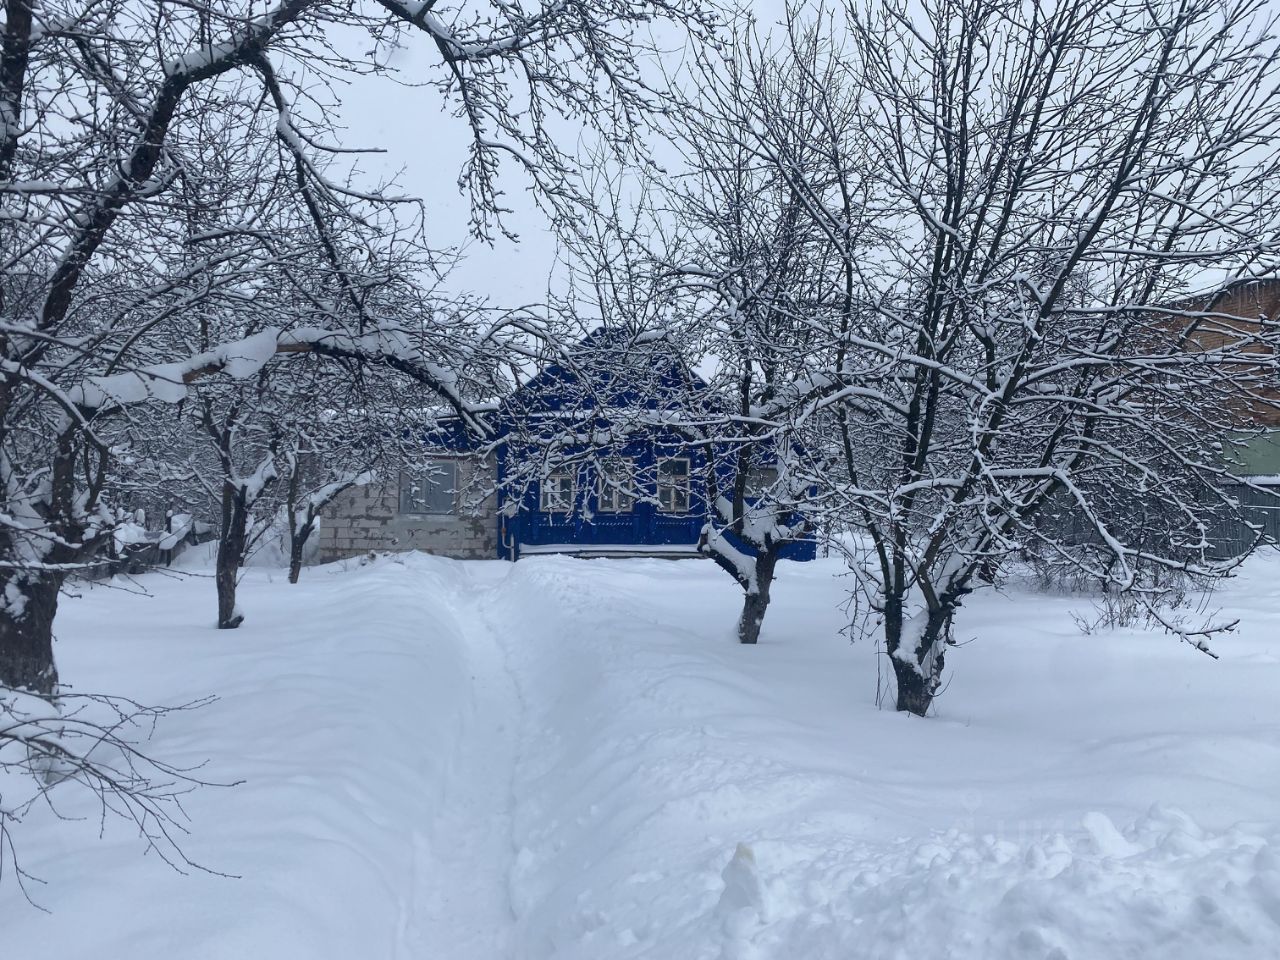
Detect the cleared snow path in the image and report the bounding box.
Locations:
[404,561,523,957]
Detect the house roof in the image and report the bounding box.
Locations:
[1165,278,1280,429]
[501,326,708,418]
[417,327,711,451]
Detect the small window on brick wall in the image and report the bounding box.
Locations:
[400,460,458,515]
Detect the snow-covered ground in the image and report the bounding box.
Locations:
[5,551,1280,958]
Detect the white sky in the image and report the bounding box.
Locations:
[329,2,791,308]
[331,39,558,306]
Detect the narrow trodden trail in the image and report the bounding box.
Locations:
[398,561,524,959]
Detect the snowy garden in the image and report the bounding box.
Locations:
[6,550,1280,957]
[5,0,1280,956]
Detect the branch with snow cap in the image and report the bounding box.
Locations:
[66,327,493,438]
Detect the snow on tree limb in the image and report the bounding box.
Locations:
[63,327,492,436]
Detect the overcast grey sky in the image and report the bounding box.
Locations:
[330,29,610,308]
[330,2,792,309]
[331,47,554,306]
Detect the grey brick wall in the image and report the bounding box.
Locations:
[317,455,499,562]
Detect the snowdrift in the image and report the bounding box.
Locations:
[4,552,1280,959]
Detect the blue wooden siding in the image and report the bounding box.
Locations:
[432,327,818,561]
[498,438,711,557]
[496,439,817,560]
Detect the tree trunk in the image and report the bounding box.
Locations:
[215,545,242,629]
[890,655,935,717]
[0,571,63,694]
[215,485,248,629]
[287,521,313,585]
[736,548,779,645]
[886,604,954,717]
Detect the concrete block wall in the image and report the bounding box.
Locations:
[317,456,499,562]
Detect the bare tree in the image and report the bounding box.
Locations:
[196,378,281,629]
[572,0,1280,704]
[1,686,232,906]
[0,0,716,894]
[0,0,715,694]
[660,16,869,643]
[801,0,1280,715]
[512,16,872,645]
[276,402,376,585]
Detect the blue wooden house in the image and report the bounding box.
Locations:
[318,328,818,563]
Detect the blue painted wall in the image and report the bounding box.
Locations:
[433,328,817,561]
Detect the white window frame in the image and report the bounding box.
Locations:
[597,458,635,514]
[540,471,576,514]
[399,460,459,515]
[745,465,780,498]
[656,457,691,514]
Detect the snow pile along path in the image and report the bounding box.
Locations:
[716,807,1280,960]
[2,555,524,959]
[5,552,1280,960]
[487,556,1280,960]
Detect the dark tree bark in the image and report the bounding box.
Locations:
[287,521,313,585]
[0,423,106,694]
[215,482,249,630]
[887,615,946,718]
[283,464,316,585]
[885,594,965,717]
[201,395,278,629]
[0,572,63,694]
[736,548,779,645]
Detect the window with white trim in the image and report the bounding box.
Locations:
[399,460,458,515]
[745,465,779,498]
[597,458,634,513]
[540,471,575,513]
[657,457,691,513]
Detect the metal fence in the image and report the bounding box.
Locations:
[1035,481,1280,561]
[1206,483,1280,557]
